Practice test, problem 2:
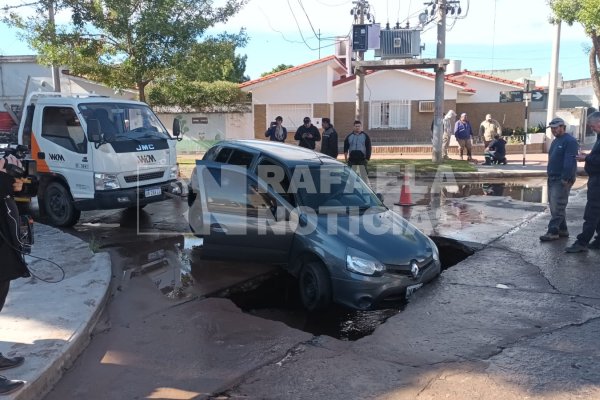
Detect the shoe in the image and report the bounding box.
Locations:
[443,155,451,160]
[588,239,600,250]
[539,232,559,241]
[0,354,24,371]
[565,242,589,253]
[0,376,24,395]
[558,230,570,238]
[502,160,507,165]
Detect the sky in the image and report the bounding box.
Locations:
[0,0,593,82]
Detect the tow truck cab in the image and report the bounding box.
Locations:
[18,92,182,226]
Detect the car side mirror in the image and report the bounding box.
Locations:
[173,119,182,141]
[87,119,102,142]
[376,193,385,203]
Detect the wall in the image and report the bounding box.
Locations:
[457,76,522,103]
[248,65,332,104]
[333,70,460,102]
[456,102,525,133]
[157,112,253,153]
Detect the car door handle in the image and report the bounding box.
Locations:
[210,224,228,234]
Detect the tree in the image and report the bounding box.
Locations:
[550,0,600,103]
[6,0,248,102]
[173,31,250,83]
[261,64,295,77]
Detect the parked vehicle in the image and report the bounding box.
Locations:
[187,140,441,311]
[15,92,182,226]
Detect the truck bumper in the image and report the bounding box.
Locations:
[75,180,182,211]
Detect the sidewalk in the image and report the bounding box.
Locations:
[0,225,111,400]
[0,152,594,399]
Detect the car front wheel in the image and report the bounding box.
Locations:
[299,261,332,311]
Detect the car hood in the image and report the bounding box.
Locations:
[314,209,433,266]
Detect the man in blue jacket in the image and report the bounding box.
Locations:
[539,117,579,242]
[566,111,600,252]
[454,113,474,161]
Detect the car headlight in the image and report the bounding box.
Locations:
[94,173,120,190]
[428,237,440,261]
[346,248,386,276]
[169,165,179,179]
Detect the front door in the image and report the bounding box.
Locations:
[193,162,295,263]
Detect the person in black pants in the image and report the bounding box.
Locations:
[0,155,30,395]
[320,118,338,158]
[566,111,600,252]
[294,117,321,149]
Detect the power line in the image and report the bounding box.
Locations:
[297,0,320,40]
[287,0,320,50]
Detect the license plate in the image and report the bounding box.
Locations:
[145,187,162,197]
[405,283,423,299]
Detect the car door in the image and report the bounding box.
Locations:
[193,161,296,263]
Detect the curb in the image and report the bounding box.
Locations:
[6,241,112,400]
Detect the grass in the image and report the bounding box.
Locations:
[368,159,478,173]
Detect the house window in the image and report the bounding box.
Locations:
[267,104,312,129]
[369,100,411,129]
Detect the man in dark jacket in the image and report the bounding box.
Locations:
[294,117,321,149]
[320,118,338,158]
[539,117,579,242]
[566,111,600,252]
[454,113,474,161]
[0,154,29,395]
[265,116,287,142]
[484,134,507,165]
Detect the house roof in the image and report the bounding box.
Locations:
[240,55,347,89]
[447,69,524,88]
[332,68,476,92]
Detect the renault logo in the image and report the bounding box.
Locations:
[410,261,419,278]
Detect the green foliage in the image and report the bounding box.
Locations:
[5,0,248,101]
[173,31,250,83]
[550,0,600,33]
[261,64,295,77]
[147,80,246,110]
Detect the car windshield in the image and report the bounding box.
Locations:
[293,165,385,213]
[78,103,170,141]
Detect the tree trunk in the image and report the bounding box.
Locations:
[590,31,600,105]
[138,82,146,103]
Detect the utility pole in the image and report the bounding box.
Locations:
[48,0,61,92]
[354,0,367,122]
[432,0,447,163]
[545,21,561,152]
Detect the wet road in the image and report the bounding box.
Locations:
[41,176,577,399]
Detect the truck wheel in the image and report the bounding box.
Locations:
[43,182,81,227]
[299,261,332,311]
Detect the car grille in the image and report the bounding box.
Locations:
[124,171,165,183]
[385,257,434,277]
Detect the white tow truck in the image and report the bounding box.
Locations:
[16,92,182,226]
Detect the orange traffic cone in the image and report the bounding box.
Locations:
[395,174,414,206]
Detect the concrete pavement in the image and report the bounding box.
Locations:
[2,152,599,399]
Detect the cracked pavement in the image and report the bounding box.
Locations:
[217,190,600,400]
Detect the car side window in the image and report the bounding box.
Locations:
[256,158,295,207]
[214,147,233,163]
[203,167,273,217]
[42,106,87,154]
[227,150,254,168]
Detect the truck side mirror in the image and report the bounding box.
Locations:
[173,119,181,139]
[87,119,102,142]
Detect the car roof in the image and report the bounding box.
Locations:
[216,139,341,167]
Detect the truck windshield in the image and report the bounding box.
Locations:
[78,103,170,141]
